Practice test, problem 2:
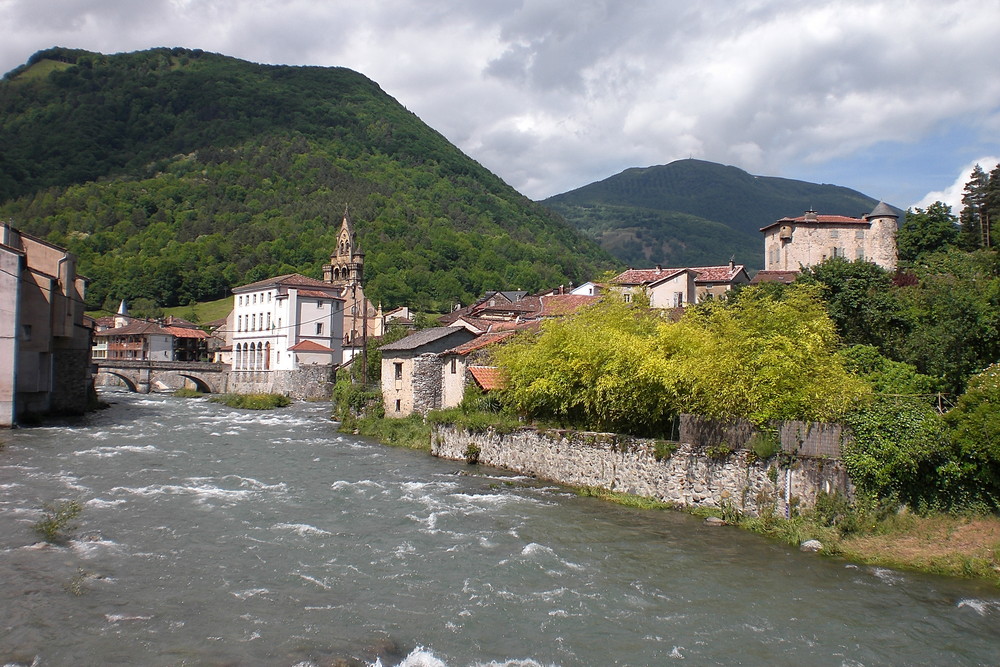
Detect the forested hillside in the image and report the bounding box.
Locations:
[542,159,898,269]
[0,47,613,311]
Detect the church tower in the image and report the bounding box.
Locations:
[323,206,365,287]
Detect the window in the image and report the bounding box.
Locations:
[395,400,401,412]
[253,294,257,304]
[237,315,242,332]
[268,292,272,302]
[394,362,403,381]
[252,314,256,330]
[316,322,324,335]
[450,358,457,374]
[673,292,684,308]
[22,324,32,341]
[267,313,271,329]
[856,247,865,260]
[317,301,324,309]
[832,247,846,258]
[830,229,840,239]
[623,293,632,303]
[856,230,865,239]
[238,295,243,306]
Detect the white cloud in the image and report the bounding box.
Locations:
[912,157,1000,213]
[1,0,998,203]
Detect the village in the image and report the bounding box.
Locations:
[1,201,899,427]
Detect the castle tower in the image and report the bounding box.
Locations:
[864,201,898,271]
[323,206,365,287]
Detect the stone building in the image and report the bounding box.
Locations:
[1,223,92,426]
[379,327,477,417]
[760,202,898,272]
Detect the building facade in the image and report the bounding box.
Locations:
[231,273,344,372]
[760,202,898,272]
[1,223,92,426]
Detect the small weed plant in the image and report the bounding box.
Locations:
[34,500,82,544]
[173,387,203,398]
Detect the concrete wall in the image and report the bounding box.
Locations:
[432,425,852,517]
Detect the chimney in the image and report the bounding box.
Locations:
[804,210,818,222]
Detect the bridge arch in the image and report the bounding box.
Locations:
[96,370,139,393]
[175,374,216,394]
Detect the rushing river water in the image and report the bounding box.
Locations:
[1,391,999,666]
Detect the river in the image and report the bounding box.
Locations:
[1,391,998,666]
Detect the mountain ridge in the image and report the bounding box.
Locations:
[0,47,614,311]
[541,158,900,269]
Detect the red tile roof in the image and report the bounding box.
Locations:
[162,326,211,339]
[688,265,747,283]
[469,366,506,391]
[233,273,332,293]
[297,288,343,300]
[760,214,867,232]
[444,331,516,356]
[288,340,335,352]
[613,267,688,285]
[538,293,600,317]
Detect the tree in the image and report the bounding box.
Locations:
[664,285,869,425]
[959,164,990,249]
[796,257,903,351]
[897,202,960,262]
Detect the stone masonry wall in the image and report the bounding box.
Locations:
[432,425,852,517]
[225,366,335,400]
[411,353,442,414]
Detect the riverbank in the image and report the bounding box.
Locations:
[347,415,1000,586]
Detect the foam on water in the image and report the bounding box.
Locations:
[74,444,160,458]
[272,522,332,536]
[957,598,1000,615]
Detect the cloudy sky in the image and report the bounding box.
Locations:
[2,1,999,211]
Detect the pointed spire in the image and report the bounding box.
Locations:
[117,299,128,315]
[866,201,897,219]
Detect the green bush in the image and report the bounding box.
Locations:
[749,430,782,461]
[209,393,291,410]
[842,396,949,507]
[332,377,383,423]
[173,387,203,398]
[464,443,481,464]
[943,363,1000,507]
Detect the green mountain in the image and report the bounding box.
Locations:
[0,47,613,312]
[541,159,898,269]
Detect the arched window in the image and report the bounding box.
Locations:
[264,342,271,370]
[256,342,264,370]
[234,345,241,370]
[244,343,251,370]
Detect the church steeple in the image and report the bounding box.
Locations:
[323,205,365,286]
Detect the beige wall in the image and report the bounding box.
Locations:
[441,354,467,409]
[764,218,897,271]
[382,353,416,417]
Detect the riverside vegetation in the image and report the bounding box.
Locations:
[336,238,1000,581]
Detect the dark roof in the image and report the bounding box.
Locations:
[95,320,170,337]
[379,326,472,352]
[750,270,800,285]
[866,201,898,219]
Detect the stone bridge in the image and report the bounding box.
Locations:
[94,360,228,394]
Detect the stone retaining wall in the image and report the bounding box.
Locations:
[225,366,335,400]
[432,425,852,516]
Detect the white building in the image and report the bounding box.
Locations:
[231,274,345,371]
